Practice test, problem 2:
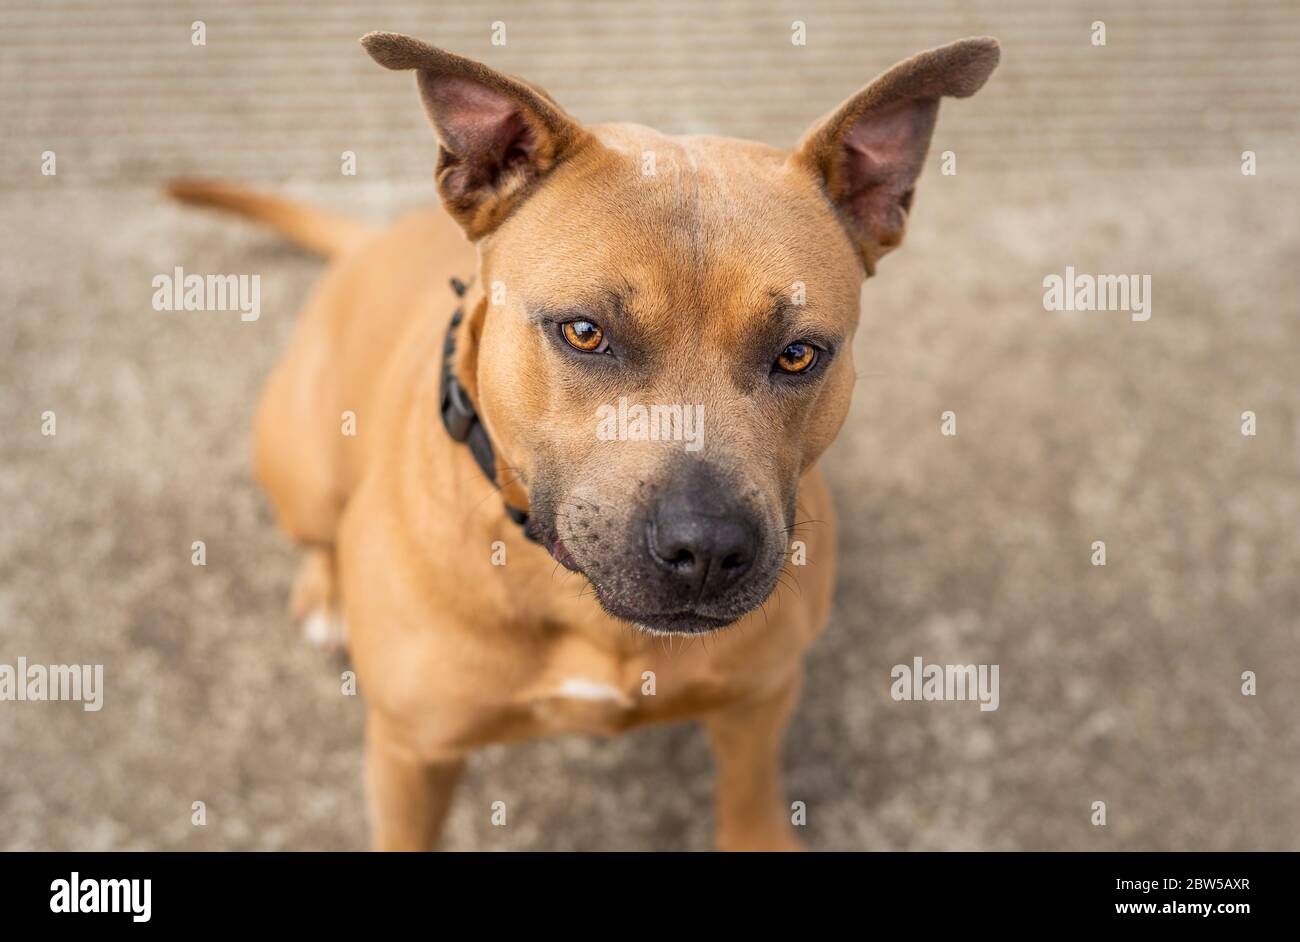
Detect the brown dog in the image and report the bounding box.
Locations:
[170,31,998,851]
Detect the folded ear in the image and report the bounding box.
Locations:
[361,32,590,238]
[792,37,999,273]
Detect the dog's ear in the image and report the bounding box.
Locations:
[792,37,999,273]
[362,32,590,238]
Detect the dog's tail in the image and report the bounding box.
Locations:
[165,178,374,258]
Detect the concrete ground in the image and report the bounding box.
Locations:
[1,0,1297,850]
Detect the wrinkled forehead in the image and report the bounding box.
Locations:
[489,125,863,332]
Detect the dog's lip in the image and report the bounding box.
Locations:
[595,598,740,635]
[526,514,585,572]
[540,531,582,572]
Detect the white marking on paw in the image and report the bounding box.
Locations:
[302,608,347,649]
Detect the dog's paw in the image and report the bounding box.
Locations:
[300,607,348,650]
[289,549,346,649]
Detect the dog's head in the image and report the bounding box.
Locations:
[363,32,998,634]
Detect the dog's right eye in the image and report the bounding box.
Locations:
[561,319,608,353]
[774,342,816,374]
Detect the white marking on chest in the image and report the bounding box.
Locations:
[554,677,626,702]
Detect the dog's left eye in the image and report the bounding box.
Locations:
[774,342,818,374]
[561,319,608,354]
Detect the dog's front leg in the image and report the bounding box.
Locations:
[704,674,805,852]
[364,710,465,851]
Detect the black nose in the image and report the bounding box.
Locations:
[647,491,758,599]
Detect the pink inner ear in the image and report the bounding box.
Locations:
[427,75,533,163]
[838,98,936,244]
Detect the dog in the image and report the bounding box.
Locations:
[169,31,999,851]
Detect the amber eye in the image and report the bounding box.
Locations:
[775,342,818,374]
[562,319,606,353]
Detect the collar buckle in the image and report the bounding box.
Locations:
[440,368,476,444]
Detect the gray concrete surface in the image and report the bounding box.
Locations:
[1,0,1297,850]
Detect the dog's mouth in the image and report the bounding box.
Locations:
[530,522,582,572]
[528,517,747,635]
[598,602,739,635]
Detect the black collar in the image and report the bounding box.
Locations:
[440,278,539,542]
